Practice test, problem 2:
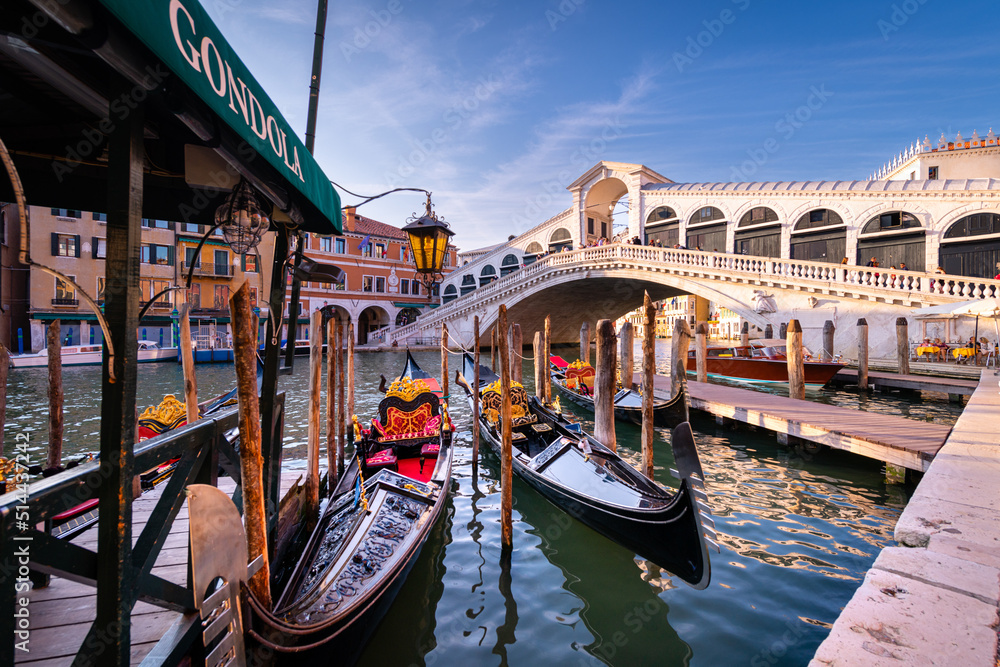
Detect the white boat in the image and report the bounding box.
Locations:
[10,340,177,368]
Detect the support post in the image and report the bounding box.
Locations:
[670,318,692,420]
[641,293,656,479]
[787,319,805,400]
[347,322,354,419]
[46,320,63,470]
[740,320,749,347]
[326,319,337,490]
[498,306,513,549]
[580,321,590,365]
[231,282,271,607]
[858,318,869,391]
[823,320,835,362]
[473,316,481,473]
[491,327,497,371]
[337,322,346,473]
[283,236,304,372]
[618,321,634,389]
[695,322,708,384]
[896,317,910,375]
[179,303,198,425]
[544,315,552,404]
[511,323,523,384]
[259,226,290,542]
[779,322,787,339]
[441,323,449,399]
[305,310,322,527]
[594,319,617,452]
[93,93,143,663]
[885,462,907,485]
[533,331,543,401]
[764,323,773,339]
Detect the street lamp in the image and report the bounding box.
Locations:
[215,177,271,254]
[402,193,453,292]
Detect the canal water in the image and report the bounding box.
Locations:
[2,344,963,666]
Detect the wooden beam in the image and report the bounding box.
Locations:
[823,320,835,362]
[618,321,633,390]
[94,88,143,665]
[347,322,355,419]
[533,331,543,401]
[441,323,449,399]
[670,318,691,423]
[337,322,346,474]
[641,293,656,479]
[787,319,804,400]
[544,315,552,404]
[695,322,708,384]
[594,319,617,452]
[178,303,198,426]
[47,320,63,470]
[326,318,337,491]
[473,316,481,476]
[896,317,910,375]
[306,310,322,528]
[498,306,512,549]
[580,321,590,365]
[511,324,523,384]
[231,281,271,607]
[858,318,869,391]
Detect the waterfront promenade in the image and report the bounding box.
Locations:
[811,371,1000,665]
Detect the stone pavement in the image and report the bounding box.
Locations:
[811,370,1000,666]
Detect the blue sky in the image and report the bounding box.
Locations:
[204,0,1000,250]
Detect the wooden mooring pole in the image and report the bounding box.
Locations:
[671,319,691,423]
[641,293,656,479]
[47,320,63,470]
[231,282,271,607]
[823,320,835,362]
[787,319,805,400]
[544,315,552,404]
[740,321,749,347]
[498,306,513,549]
[764,323,773,339]
[441,323,449,399]
[473,316,481,473]
[179,302,199,425]
[533,330,543,401]
[337,322,346,473]
[779,322,787,340]
[594,319,617,452]
[511,323,523,384]
[491,327,497,371]
[326,319,338,490]
[580,321,590,365]
[896,317,910,375]
[347,322,355,419]
[306,311,322,526]
[696,322,708,384]
[858,318,869,392]
[618,321,634,390]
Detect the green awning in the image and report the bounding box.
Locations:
[392,302,429,309]
[97,0,341,234]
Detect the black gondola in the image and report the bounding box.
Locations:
[244,360,453,662]
[457,354,716,589]
[549,355,687,427]
[378,349,443,396]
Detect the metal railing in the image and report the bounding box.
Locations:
[181,261,233,277]
[51,297,79,306]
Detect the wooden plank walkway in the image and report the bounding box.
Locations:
[830,368,980,396]
[635,373,953,472]
[16,472,304,666]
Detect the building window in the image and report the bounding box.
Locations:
[54,276,76,304]
[188,283,201,309]
[928,166,939,180]
[587,217,595,234]
[141,244,173,265]
[51,208,81,219]
[363,275,373,292]
[335,238,346,253]
[335,277,347,291]
[400,279,410,295]
[51,233,80,257]
[244,254,257,272]
[93,237,107,259]
[374,242,386,258]
[97,277,106,303]
[214,249,229,275]
[92,212,107,222]
[375,277,386,292]
[320,237,332,252]
[249,287,258,309]
[214,285,229,310]
[182,222,200,234]
[142,218,171,229]
[412,281,420,296]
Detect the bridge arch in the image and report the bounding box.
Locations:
[584,176,628,242]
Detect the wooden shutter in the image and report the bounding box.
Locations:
[51,233,58,256]
[74,235,81,257]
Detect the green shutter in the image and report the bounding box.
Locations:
[51,233,58,256]
[167,245,175,267]
[92,237,98,259]
[74,235,81,257]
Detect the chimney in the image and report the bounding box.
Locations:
[344,206,357,233]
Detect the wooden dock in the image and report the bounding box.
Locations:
[636,373,952,472]
[16,473,302,666]
[830,368,980,397]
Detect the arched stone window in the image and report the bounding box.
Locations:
[524,241,544,254]
[548,227,573,252]
[791,209,845,264]
[500,254,520,276]
[794,209,843,231]
[443,284,458,304]
[940,212,1000,277]
[479,264,497,286]
[738,207,779,227]
[689,206,725,225]
[857,211,925,271]
[646,206,677,224]
[860,211,922,235]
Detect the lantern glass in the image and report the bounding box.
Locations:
[216,178,270,254]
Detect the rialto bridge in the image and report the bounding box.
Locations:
[375,243,1000,360]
